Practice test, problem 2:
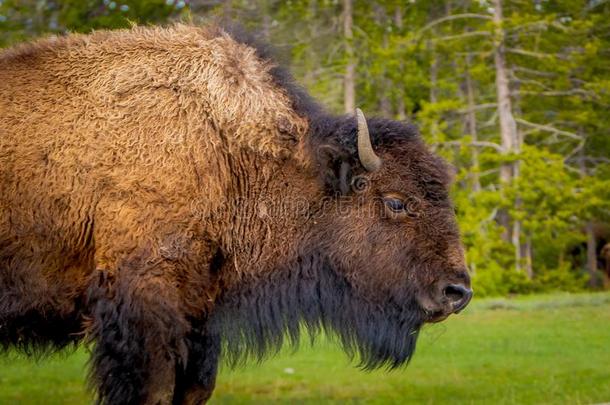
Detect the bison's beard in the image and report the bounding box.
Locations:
[208,253,424,370]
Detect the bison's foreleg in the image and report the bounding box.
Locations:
[172,324,220,405]
[87,260,189,405]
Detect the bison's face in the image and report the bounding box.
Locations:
[211,110,472,371]
[311,110,471,363]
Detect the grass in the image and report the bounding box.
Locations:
[1,291,609,404]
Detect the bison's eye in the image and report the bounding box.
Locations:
[384,197,405,213]
[382,194,421,220]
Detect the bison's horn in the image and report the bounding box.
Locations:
[356,108,382,172]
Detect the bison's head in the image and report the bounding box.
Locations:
[299,109,472,367]
[211,109,471,370]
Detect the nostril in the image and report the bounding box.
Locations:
[443,284,466,301]
[443,284,473,312]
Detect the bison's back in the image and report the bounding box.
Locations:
[0,29,206,286]
[0,24,305,322]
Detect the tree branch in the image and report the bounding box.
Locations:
[564,140,586,162]
[480,111,499,128]
[457,103,498,114]
[513,66,558,78]
[437,140,505,153]
[507,20,569,33]
[515,118,583,141]
[519,89,594,98]
[506,48,556,59]
[419,13,493,36]
[431,31,491,43]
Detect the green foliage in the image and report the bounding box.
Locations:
[57,0,184,32]
[0,0,187,46]
[531,262,589,293]
[1,0,609,297]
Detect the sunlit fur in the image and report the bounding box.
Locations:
[0,24,467,404]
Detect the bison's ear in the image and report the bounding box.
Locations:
[316,144,355,195]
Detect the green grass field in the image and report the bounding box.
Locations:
[1,292,609,404]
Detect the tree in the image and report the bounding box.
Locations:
[343,0,355,113]
[2,0,609,295]
[0,0,187,46]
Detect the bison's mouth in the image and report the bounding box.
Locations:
[209,255,425,370]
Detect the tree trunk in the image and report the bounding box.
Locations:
[375,4,392,117]
[222,0,232,20]
[586,223,598,286]
[429,40,438,105]
[513,163,523,274]
[427,37,441,143]
[261,0,272,40]
[493,0,518,178]
[524,234,533,279]
[492,0,520,265]
[579,145,600,287]
[394,4,406,120]
[343,0,356,114]
[464,53,481,192]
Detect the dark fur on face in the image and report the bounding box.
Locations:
[209,249,423,370]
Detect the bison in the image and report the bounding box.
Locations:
[0,24,472,404]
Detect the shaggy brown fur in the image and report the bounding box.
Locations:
[0,24,470,404]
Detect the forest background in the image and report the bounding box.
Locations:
[2,0,609,297]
